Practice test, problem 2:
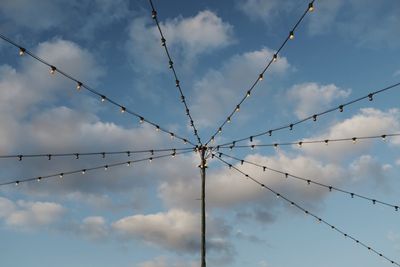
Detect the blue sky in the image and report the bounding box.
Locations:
[0,0,399,266]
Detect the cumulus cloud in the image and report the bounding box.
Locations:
[349,155,391,190]
[287,82,350,119]
[236,0,293,24]
[298,108,400,160]
[127,11,234,73]
[0,197,64,230]
[112,209,232,255]
[191,47,290,127]
[159,152,345,212]
[137,257,197,267]
[78,216,109,240]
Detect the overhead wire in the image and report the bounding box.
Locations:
[149,0,203,145]
[0,33,196,147]
[213,154,400,266]
[0,147,194,161]
[212,133,399,150]
[205,1,316,146]
[215,151,399,212]
[215,81,400,147]
[0,150,194,187]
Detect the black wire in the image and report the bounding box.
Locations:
[205,1,316,146]
[217,152,399,212]
[0,33,197,147]
[215,82,400,147]
[0,150,194,187]
[0,147,194,160]
[213,133,399,150]
[213,154,400,266]
[149,0,203,145]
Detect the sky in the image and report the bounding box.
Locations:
[0,0,399,266]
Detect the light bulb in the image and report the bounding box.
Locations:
[15,181,20,186]
[227,117,231,123]
[121,107,126,113]
[324,140,329,145]
[298,141,303,147]
[139,117,144,123]
[246,91,251,97]
[151,10,157,19]
[149,157,153,162]
[218,127,222,134]
[37,177,42,182]
[258,74,263,81]
[156,125,160,131]
[77,82,82,90]
[289,31,295,40]
[352,137,357,144]
[235,105,240,112]
[101,95,106,102]
[381,135,386,141]
[170,133,174,139]
[59,173,64,178]
[81,169,86,174]
[308,2,314,12]
[273,54,277,62]
[126,161,131,166]
[104,165,108,170]
[19,47,25,56]
[183,139,188,144]
[50,66,56,75]
[313,115,317,121]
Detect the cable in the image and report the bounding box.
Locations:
[149,0,203,145]
[205,1,316,146]
[215,81,400,147]
[0,33,196,147]
[0,150,194,187]
[0,147,194,161]
[215,152,399,212]
[213,154,400,266]
[212,133,399,150]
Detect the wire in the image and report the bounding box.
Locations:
[0,150,194,187]
[215,81,400,147]
[149,0,203,145]
[0,147,194,161]
[205,1,316,146]
[0,33,197,147]
[213,154,400,266]
[212,133,399,150]
[216,152,399,212]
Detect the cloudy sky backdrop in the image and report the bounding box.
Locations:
[0,0,399,266]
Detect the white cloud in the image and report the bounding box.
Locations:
[299,108,400,160]
[236,0,294,24]
[0,197,64,230]
[191,47,290,127]
[127,11,234,73]
[349,155,391,190]
[287,82,351,119]
[159,152,344,212]
[112,209,231,254]
[138,257,197,267]
[78,216,109,240]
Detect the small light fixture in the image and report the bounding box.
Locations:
[289,31,295,40]
[235,105,240,112]
[19,47,26,56]
[308,2,314,12]
[50,66,56,75]
[77,82,82,90]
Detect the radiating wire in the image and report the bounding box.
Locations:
[205,1,316,146]
[0,33,196,147]
[212,133,399,150]
[149,0,203,145]
[0,147,194,161]
[216,152,399,212]
[215,81,400,147]
[0,150,193,187]
[214,154,400,266]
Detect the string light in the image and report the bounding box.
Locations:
[213,82,400,148]
[50,66,56,75]
[308,2,314,12]
[121,106,126,113]
[259,74,264,81]
[0,151,194,187]
[18,47,25,56]
[149,0,202,145]
[214,155,400,267]
[216,152,400,211]
[0,147,193,161]
[101,95,106,102]
[212,133,400,151]
[236,105,240,112]
[139,117,144,123]
[77,82,82,90]
[204,0,314,146]
[0,33,197,147]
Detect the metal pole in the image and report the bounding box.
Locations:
[200,147,207,267]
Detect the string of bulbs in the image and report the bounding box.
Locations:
[149,0,203,145]
[213,154,400,266]
[0,33,196,147]
[215,151,399,212]
[215,81,400,147]
[0,150,194,187]
[205,1,316,146]
[0,147,194,161]
[211,133,400,151]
